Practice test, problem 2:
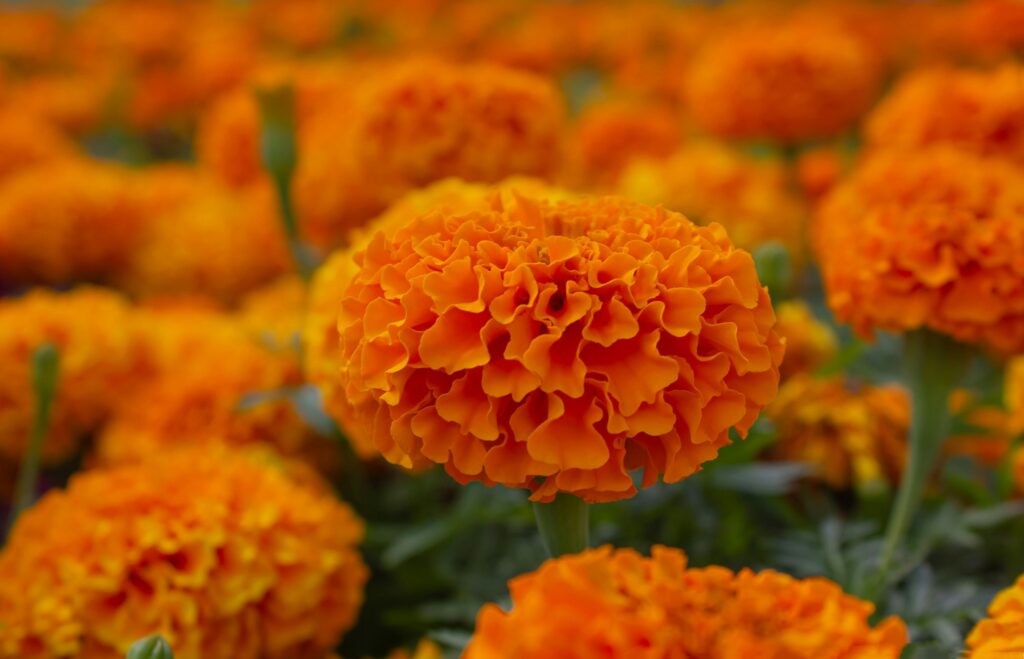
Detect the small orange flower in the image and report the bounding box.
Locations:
[796,147,847,205]
[0,449,367,659]
[0,109,74,182]
[465,546,908,659]
[318,191,782,502]
[115,179,290,302]
[774,300,837,380]
[767,374,908,490]
[966,573,1024,658]
[292,57,566,247]
[0,287,135,467]
[865,65,1024,164]
[387,639,443,659]
[568,100,682,187]
[619,141,806,256]
[814,148,1024,352]
[686,21,881,143]
[0,159,142,286]
[195,86,265,189]
[94,335,326,471]
[238,275,307,349]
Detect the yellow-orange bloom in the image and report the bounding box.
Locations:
[0,287,135,467]
[814,148,1024,352]
[685,21,881,143]
[94,336,326,470]
[568,100,682,187]
[865,65,1024,164]
[115,179,290,302]
[238,275,307,349]
[0,109,75,181]
[0,449,367,659]
[767,374,908,490]
[293,57,565,247]
[387,639,443,659]
[465,546,908,659]
[196,86,265,189]
[619,141,806,256]
[774,300,837,380]
[0,159,142,286]
[322,192,782,502]
[966,573,1024,658]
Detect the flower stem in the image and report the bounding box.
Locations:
[8,343,60,531]
[532,492,589,557]
[873,329,973,597]
[257,83,316,281]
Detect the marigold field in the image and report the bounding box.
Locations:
[1,1,1024,658]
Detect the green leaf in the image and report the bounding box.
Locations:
[126,635,173,659]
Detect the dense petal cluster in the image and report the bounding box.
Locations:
[767,374,908,490]
[568,100,682,187]
[115,180,290,302]
[685,21,881,142]
[293,57,566,247]
[774,300,837,380]
[966,574,1024,658]
[0,449,367,659]
[865,65,1024,163]
[814,147,1024,351]
[0,159,141,286]
[322,192,782,502]
[94,337,327,470]
[619,141,806,256]
[0,287,135,466]
[465,546,908,658]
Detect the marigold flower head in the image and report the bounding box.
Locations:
[115,180,291,302]
[11,71,116,136]
[387,639,443,659]
[814,148,1024,352]
[567,100,682,187]
[0,287,135,467]
[0,159,143,286]
[195,86,264,189]
[0,449,367,659]
[865,65,1024,164]
[94,334,326,470]
[767,374,908,490]
[465,545,908,658]
[966,572,1024,657]
[322,192,782,502]
[238,275,307,349]
[0,109,75,182]
[796,146,847,205]
[775,300,837,380]
[619,141,806,257]
[0,6,63,67]
[292,57,566,247]
[685,21,881,143]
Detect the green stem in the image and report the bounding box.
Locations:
[873,329,973,597]
[9,344,60,530]
[532,492,589,557]
[257,84,316,281]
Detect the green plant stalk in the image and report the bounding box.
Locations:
[257,84,316,281]
[874,329,973,595]
[532,492,589,557]
[9,344,60,528]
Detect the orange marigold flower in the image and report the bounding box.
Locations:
[306,179,571,461]
[0,6,63,67]
[0,159,143,286]
[0,109,75,181]
[685,21,881,143]
[814,148,1024,352]
[796,146,847,205]
[293,57,565,247]
[619,141,806,256]
[865,65,1024,164]
[387,639,443,659]
[1005,356,1024,436]
[465,546,908,659]
[11,71,116,136]
[321,193,782,502]
[115,179,291,302]
[239,275,307,349]
[0,287,135,467]
[966,573,1024,657]
[94,334,327,470]
[774,300,837,380]
[195,86,265,188]
[767,374,908,490]
[0,449,367,659]
[961,0,1024,63]
[567,100,682,187]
